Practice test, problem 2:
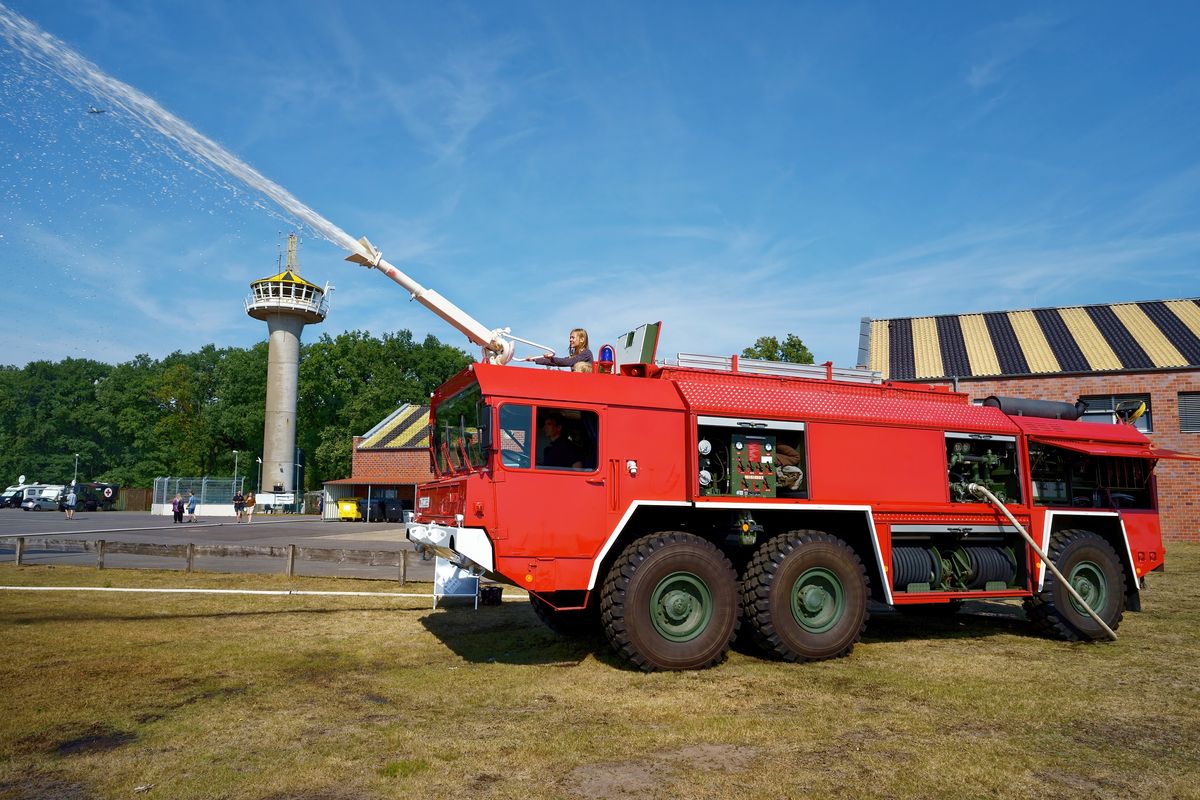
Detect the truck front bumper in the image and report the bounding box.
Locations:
[405,521,496,575]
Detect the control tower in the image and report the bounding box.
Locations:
[245,234,330,494]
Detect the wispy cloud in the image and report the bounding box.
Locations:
[965,14,1059,92]
[848,228,1200,309]
[489,218,1200,371]
[5,209,258,362]
[375,36,524,166]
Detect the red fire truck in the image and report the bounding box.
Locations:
[404,349,1198,671]
[341,237,1190,671]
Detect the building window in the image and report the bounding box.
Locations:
[1079,394,1152,433]
[1181,392,1200,433]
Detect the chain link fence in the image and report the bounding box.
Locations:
[153,477,246,506]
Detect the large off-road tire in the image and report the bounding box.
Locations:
[600,531,739,671]
[1024,529,1125,641]
[741,531,870,662]
[529,594,599,638]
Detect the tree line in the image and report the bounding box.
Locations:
[0,331,470,491]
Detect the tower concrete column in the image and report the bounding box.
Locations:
[261,313,305,493]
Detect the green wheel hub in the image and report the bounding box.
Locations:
[649,572,713,642]
[790,567,845,633]
[1068,559,1108,615]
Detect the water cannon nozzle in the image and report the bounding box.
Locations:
[484,328,515,365]
[345,236,384,268]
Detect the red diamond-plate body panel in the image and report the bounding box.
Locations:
[662,367,1019,434]
[1010,415,1146,443]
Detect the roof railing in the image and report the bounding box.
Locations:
[673,353,883,384]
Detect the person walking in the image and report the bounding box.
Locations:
[232,489,245,523]
[64,487,77,520]
[244,490,256,524]
[186,490,198,523]
[171,493,184,524]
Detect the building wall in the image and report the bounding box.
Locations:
[350,436,432,485]
[919,370,1200,542]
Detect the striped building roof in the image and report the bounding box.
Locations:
[865,299,1200,381]
[358,404,430,449]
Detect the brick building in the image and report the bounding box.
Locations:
[321,404,432,520]
[860,298,1200,542]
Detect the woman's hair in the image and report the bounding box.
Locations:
[572,361,593,373]
[569,328,589,354]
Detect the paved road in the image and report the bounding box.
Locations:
[0,508,435,582]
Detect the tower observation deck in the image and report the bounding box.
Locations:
[246,234,331,496]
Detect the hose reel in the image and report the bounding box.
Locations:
[892,544,1017,592]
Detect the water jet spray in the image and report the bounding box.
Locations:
[0,3,546,365]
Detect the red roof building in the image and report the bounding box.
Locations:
[321,404,432,520]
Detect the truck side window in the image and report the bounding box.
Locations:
[536,407,599,472]
[498,405,533,468]
[1028,443,1154,509]
[945,433,1021,504]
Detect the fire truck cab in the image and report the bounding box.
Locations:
[408,357,1185,671]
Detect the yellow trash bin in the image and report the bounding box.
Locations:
[338,497,364,521]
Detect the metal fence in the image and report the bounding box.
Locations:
[153,477,246,506]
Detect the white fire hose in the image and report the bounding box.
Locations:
[968,483,1117,641]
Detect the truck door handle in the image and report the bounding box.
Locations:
[586,477,606,486]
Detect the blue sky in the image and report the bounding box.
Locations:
[1,1,1197,369]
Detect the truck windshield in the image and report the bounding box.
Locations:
[433,383,489,475]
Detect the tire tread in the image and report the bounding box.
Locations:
[740,530,869,662]
[600,531,737,671]
[1023,528,1126,641]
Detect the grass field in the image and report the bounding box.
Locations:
[1,545,1199,800]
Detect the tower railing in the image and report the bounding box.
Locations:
[244,284,328,317]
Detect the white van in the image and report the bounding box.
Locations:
[23,484,61,497]
[1,484,27,508]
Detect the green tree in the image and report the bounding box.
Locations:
[741,334,815,364]
[297,330,469,487]
[0,358,113,485]
[203,344,268,475]
[0,330,468,491]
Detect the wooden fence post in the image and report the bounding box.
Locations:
[400,549,408,585]
[97,540,106,570]
[186,543,195,573]
[15,537,23,566]
[286,544,296,577]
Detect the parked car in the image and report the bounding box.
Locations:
[21,496,59,511]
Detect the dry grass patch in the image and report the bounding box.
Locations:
[1,547,1199,799]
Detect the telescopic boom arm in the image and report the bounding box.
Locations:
[345,236,532,365]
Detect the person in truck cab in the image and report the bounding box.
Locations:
[538,413,583,469]
[524,327,593,369]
